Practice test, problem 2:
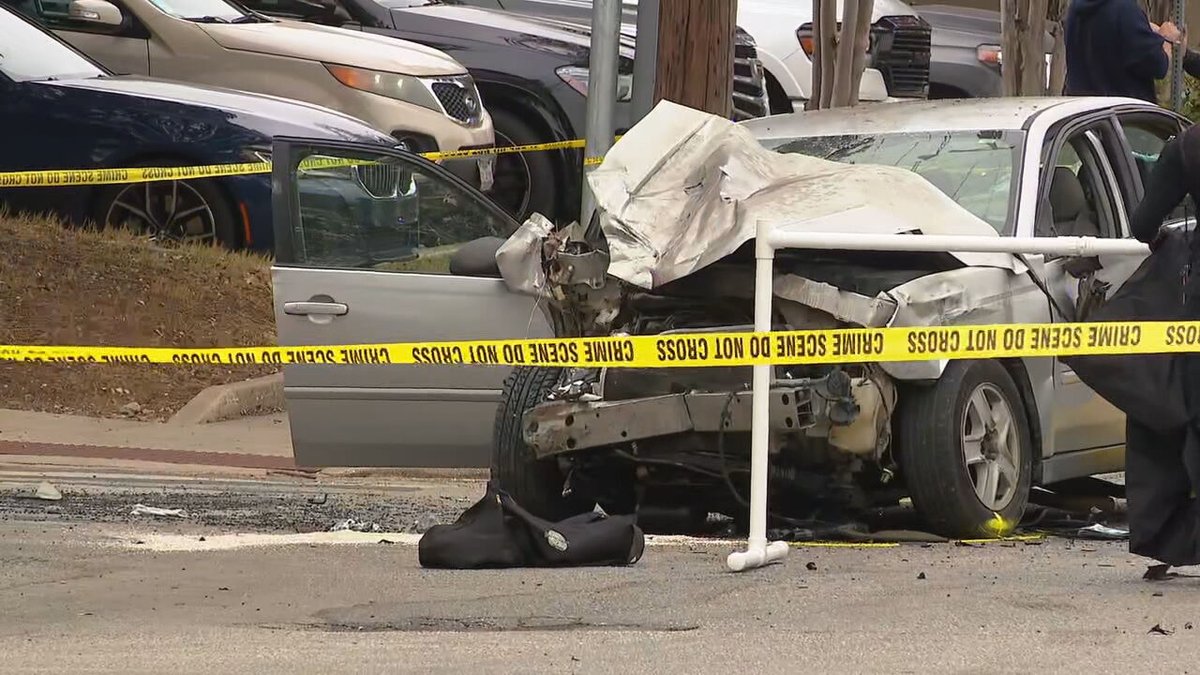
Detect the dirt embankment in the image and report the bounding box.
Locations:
[0,211,278,420]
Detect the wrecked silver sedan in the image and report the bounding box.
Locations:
[487,98,1187,538]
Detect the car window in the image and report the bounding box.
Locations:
[0,6,106,81]
[765,130,1023,234]
[287,151,515,273]
[1036,129,1121,240]
[1118,115,1189,224]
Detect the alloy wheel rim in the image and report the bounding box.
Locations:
[104,180,216,244]
[960,383,1020,511]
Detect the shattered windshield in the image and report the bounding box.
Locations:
[765,130,1023,233]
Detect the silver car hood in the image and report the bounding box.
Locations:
[581,101,1019,290]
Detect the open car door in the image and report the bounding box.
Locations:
[270,138,551,468]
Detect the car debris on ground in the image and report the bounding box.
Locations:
[130,504,187,519]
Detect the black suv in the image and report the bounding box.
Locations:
[243,0,768,224]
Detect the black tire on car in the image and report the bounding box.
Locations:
[897,360,1034,538]
[492,366,587,520]
[488,108,559,224]
[94,169,240,248]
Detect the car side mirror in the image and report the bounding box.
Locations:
[69,0,124,26]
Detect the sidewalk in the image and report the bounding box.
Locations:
[0,409,297,472]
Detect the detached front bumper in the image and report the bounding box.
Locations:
[522,370,895,460]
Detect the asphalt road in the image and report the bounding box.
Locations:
[2,513,1199,674]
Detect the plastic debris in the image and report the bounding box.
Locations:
[409,512,441,534]
[1078,523,1130,540]
[34,481,62,501]
[130,504,187,518]
[330,518,379,533]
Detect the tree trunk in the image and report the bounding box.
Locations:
[847,0,875,105]
[817,0,837,108]
[831,0,861,107]
[1047,0,1067,95]
[1001,0,1050,97]
[809,0,823,110]
[1140,0,1173,24]
[1000,0,1022,96]
[653,0,738,117]
[1020,0,1049,95]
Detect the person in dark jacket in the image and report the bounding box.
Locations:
[1065,0,1180,102]
[1123,126,1200,579]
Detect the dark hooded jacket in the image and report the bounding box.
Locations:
[1065,0,1170,102]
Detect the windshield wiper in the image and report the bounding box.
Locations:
[184,15,231,22]
[231,14,267,22]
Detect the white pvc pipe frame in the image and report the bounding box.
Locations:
[725,223,1150,572]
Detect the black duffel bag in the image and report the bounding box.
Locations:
[418,483,645,569]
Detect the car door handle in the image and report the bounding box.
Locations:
[283,301,348,317]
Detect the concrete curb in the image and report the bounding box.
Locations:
[170,373,284,426]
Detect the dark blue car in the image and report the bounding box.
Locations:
[0,6,395,251]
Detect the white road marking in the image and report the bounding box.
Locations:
[111,531,742,552]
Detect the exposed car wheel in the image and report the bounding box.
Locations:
[488,108,559,224]
[95,175,239,248]
[897,360,1033,538]
[492,366,587,520]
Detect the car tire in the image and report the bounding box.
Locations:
[897,360,1034,538]
[488,108,559,224]
[492,366,586,520]
[94,168,240,248]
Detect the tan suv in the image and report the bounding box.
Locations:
[8,0,495,189]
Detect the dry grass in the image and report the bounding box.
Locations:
[0,210,278,420]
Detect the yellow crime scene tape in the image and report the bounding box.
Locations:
[0,138,609,188]
[0,320,1194,366]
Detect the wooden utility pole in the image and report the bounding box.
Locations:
[653,0,738,117]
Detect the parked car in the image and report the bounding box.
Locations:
[463,0,933,112]
[916,4,1053,99]
[235,0,767,224]
[3,0,495,196]
[265,95,1188,539]
[0,5,396,250]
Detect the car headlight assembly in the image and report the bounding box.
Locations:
[556,65,633,102]
[325,64,443,113]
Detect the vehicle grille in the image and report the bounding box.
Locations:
[353,163,402,199]
[430,76,484,126]
[733,28,768,121]
[871,16,932,99]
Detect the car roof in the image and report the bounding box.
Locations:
[741,96,1151,138]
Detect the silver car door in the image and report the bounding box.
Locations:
[271,138,551,468]
[1036,121,1146,461]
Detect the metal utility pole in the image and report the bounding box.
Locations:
[580,0,621,228]
[652,0,737,117]
[1169,0,1187,111]
[631,0,661,124]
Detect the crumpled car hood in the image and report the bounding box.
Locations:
[578,100,1018,291]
